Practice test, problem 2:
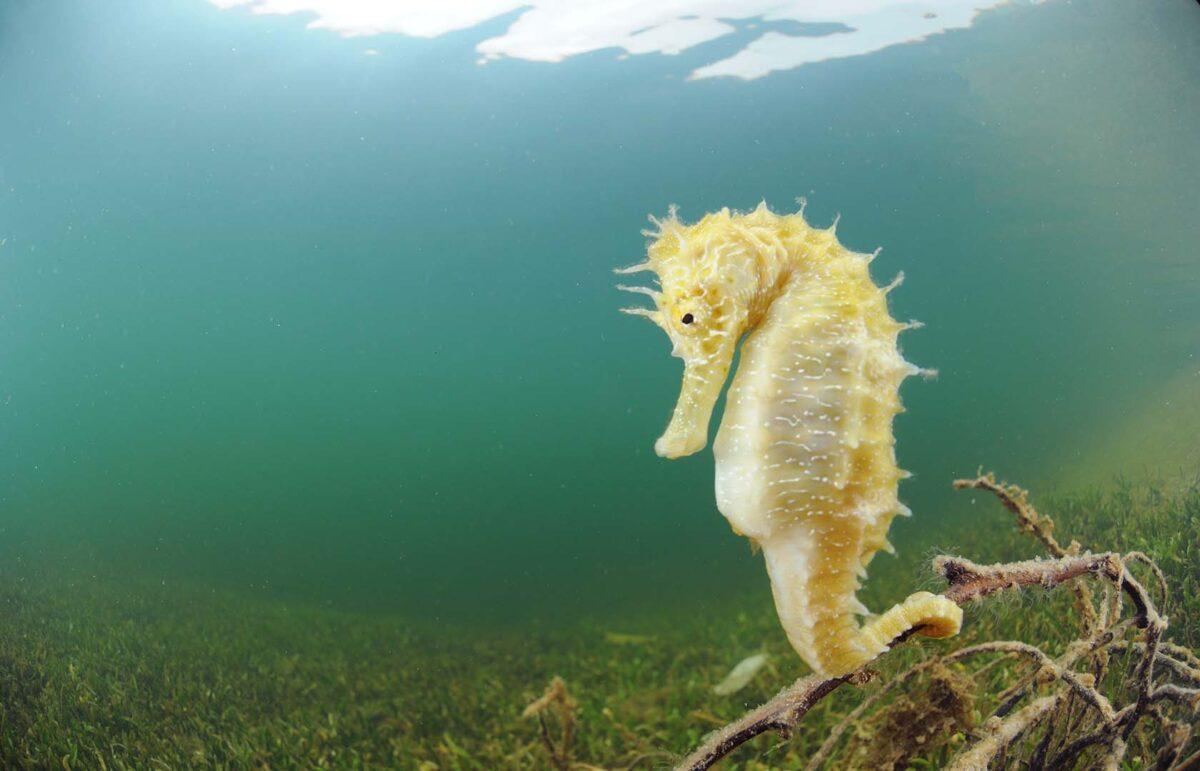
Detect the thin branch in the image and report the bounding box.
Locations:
[946,694,1063,770]
[952,474,1066,556]
[1048,614,1180,769]
[1100,735,1128,771]
[1123,615,1168,742]
[954,474,1102,630]
[1163,640,1200,670]
[957,640,1115,721]
[1150,719,1192,771]
[536,715,569,771]
[1147,683,1200,708]
[1126,550,1171,608]
[672,474,1189,771]
[936,553,1152,628]
[1050,702,1134,767]
[523,676,577,771]
[674,672,865,771]
[803,655,950,771]
[677,551,1136,770]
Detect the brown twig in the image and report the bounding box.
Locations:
[946,694,1063,770]
[954,473,1107,633]
[1151,719,1192,771]
[803,656,939,771]
[952,473,1066,556]
[935,553,1152,627]
[1107,642,1200,686]
[806,647,1038,770]
[524,676,578,770]
[1048,611,1174,767]
[673,473,1193,770]
[1163,641,1200,670]
[676,549,1142,769]
[1126,550,1171,608]
[674,672,867,771]
[956,640,1115,721]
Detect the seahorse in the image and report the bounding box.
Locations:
[618,201,962,677]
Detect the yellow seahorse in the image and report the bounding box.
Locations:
[618,201,962,677]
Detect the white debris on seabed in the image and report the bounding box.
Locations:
[712,652,770,695]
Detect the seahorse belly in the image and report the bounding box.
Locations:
[714,251,957,676]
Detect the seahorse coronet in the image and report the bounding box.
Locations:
[621,200,962,677]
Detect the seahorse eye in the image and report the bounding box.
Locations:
[681,313,695,325]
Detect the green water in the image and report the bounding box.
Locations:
[2,0,1198,641]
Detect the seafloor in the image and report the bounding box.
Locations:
[1,475,1196,769]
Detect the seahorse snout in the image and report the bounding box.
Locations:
[655,355,732,459]
[654,428,706,459]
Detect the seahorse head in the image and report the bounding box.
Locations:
[618,205,777,459]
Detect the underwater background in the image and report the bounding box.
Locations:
[1,0,1198,767]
